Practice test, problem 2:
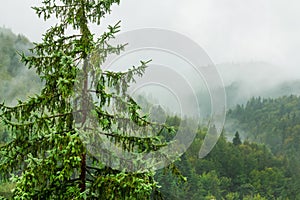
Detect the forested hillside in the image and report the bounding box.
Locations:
[227,95,300,155]
[0,27,41,105]
[226,95,300,199]
[154,116,299,199]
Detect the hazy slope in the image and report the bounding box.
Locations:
[216,62,300,108]
[0,27,41,105]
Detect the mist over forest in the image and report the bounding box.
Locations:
[1,26,300,113]
[217,62,300,107]
[0,27,41,105]
[1,27,300,199]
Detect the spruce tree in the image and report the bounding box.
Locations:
[0,1,170,199]
[233,131,242,146]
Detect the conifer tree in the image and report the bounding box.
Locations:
[233,131,242,146]
[0,1,170,199]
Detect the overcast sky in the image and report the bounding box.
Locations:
[1,0,300,76]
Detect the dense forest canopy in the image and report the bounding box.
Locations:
[227,95,300,155]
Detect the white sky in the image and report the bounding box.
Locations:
[1,0,300,75]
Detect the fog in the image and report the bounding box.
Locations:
[1,0,300,111]
[1,1,300,69]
